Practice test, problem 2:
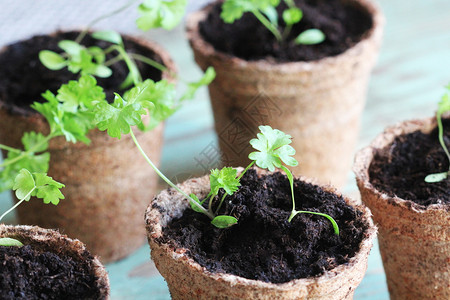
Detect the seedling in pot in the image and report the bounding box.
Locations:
[221,0,325,45]
[425,84,450,183]
[94,92,339,234]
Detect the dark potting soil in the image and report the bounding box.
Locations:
[0,31,163,115]
[0,245,101,300]
[199,0,373,62]
[369,119,450,207]
[159,169,369,283]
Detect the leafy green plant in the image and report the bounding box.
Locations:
[425,85,450,183]
[0,169,64,246]
[221,0,325,45]
[95,91,339,234]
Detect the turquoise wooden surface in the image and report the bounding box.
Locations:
[0,0,449,299]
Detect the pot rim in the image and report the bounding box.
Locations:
[353,116,450,213]
[186,0,385,73]
[0,224,110,299]
[146,168,377,291]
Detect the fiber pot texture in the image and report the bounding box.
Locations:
[145,171,376,299]
[354,117,450,299]
[0,33,176,262]
[187,0,384,188]
[0,224,110,299]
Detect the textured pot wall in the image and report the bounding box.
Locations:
[187,0,384,188]
[0,224,110,299]
[146,171,376,299]
[0,35,175,262]
[354,118,450,300]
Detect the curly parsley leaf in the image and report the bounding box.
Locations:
[22,132,49,153]
[137,0,187,31]
[57,75,106,112]
[13,169,64,205]
[248,125,298,171]
[210,167,240,196]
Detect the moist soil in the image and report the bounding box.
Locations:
[369,119,450,207]
[0,245,101,300]
[0,31,162,115]
[200,0,373,62]
[159,169,369,283]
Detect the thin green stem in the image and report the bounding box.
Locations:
[237,161,255,181]
[104,55,124,67]
[0,144,21,154]
[0,133,55,169]
[282,24,293,41]
[437,112,450,172]
[288,210,340,235]
[129,131,214,219]
[252,10,282,42]
[128,53,168,73]
[112,45,142,84]
[75,0,139,44]
[215,193,228,215]
[208,194,215,215]
[0,188,35,222]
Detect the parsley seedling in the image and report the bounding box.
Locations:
[425,85,450,183]
[221,0,325,45]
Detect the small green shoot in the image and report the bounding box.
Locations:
[221,0,325,45]
[136,0,188,31]
[425,85,450,183]
[0,238,24,247]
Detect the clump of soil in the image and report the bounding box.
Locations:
[0,31,162,115]
[159,169,369,283]
[200,0,373,62]
[0,245,101,300]
[369,119,450,207]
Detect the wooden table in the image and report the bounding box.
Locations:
[0,0,449,299]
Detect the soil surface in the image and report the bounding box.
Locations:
[0,31,162,115]
[0,244,101,300]
[369,119,450,207]
[200,0,373,62]
[159,169,369,283]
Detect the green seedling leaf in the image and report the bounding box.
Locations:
[92,30,123,45]
[39,50,66,70]
[137,0,187,31]
[57,75,106,112]
[211,215,238,228]
[22,132,48,153]
[210,167,240,196]
[0,238,24,247]
[295,29,325,45]
[181,67,216,102]
[189,193,206,213]
[221,0,280,23]
[13,169,36,201]
[425,172,448,183]
[262,5,278,26]
[58,40,83,56]
[12,169,64,205]
[282,7,302,25]
[94,65,113,78]
[249,125,298,171]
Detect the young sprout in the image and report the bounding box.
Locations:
[0,169,64,247]
[425,85,450,183]
[221,0,325,45]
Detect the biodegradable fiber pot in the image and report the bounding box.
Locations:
[145,171,377,299]
[354,118,450,299]
[187,0,384,188]
[0,32,176,262]
[0,224,110,299]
